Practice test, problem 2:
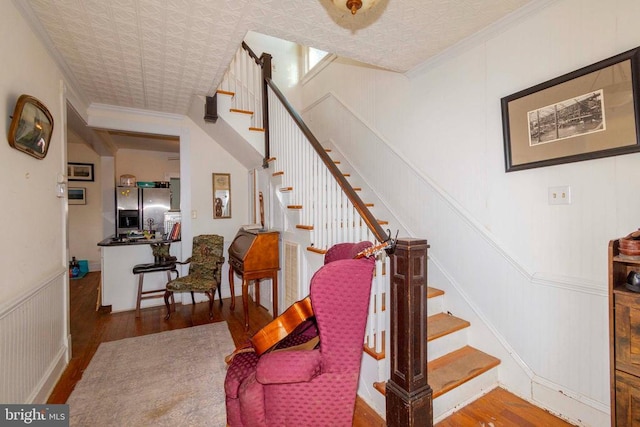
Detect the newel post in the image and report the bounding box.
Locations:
[386,238,432,426]
[260,52,272,168]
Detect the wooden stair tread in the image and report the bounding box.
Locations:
[279,186,293,192]
[427,313,470,342]
[373,347,500,398]
[296,225,313,230]
[428,287,444,298]
[216,89,234,96]
[230,108,253,115]
[249,127,265,132]
[428,346,500,398]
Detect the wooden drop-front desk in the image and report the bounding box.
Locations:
[228,229,280,330]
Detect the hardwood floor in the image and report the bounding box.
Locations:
[50,272,382,425]
[435,387,575,426]
[49,272,574,426]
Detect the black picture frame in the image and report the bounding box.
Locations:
[68,187,86,205]
[68,162,94,181]
[501,46,640,172]
[7,94,54,160]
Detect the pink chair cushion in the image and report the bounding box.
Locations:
[256,350,322,384]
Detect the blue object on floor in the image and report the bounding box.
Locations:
[71,260,89,280]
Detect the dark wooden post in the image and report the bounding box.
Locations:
[260,52,272,168]
[386,237,432,426]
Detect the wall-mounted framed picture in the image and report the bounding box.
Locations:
[68,162,94,181]
[212,173,231,219]
[501,46,640,172]
[7,94,54,160]
[68,187,86,205]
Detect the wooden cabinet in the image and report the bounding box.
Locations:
[609,239,640,426]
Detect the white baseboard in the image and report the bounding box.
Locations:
[531,380,609,427]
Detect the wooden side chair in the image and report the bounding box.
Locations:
[164,234,224,319]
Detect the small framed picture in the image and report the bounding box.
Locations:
[68,162,94,181]
[7,95,54,160]
[212,173,231,219]
[68,187,86,205]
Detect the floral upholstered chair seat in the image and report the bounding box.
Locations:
[164,234,224,319]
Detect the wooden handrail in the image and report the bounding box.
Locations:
[240,42,272,164]
[239,41,390,243]
[241,41,262,65]
[265,77,390,244]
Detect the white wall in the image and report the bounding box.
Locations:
[67,141,103,269]
[115,148,179,183]
[0,1,69,403]
[300,0,640,424]
[0,2,66,303]
[244,31,303,110]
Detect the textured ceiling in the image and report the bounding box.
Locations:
[19,0,532,116]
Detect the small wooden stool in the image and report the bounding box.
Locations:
[132,262,179,317]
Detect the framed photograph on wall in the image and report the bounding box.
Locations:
[68,187,86,205]
[501,46,640,172]
[68,162,94,181]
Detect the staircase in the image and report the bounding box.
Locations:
[371,287,501,420]
[210,40,504,424]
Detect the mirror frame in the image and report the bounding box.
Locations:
[212,173,231,219]
[7,94,54,160]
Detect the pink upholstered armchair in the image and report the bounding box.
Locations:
[225,241,375,426]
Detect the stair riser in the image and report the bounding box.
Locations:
[432,366,499,422]
[427,294,443,316]
[217,93,264,152]
[428,328,468,362]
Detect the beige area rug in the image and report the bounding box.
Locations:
[67,323,234,426]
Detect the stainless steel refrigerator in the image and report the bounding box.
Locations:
[115,187,171,236]
[140,187,171,235]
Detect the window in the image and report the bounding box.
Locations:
[306,47,329,73]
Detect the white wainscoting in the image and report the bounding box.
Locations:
[0,269,69,403]
[303,91,610,426]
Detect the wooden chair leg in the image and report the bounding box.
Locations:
[136,273,144,318]
[207,289,214,319]
[164,290,175,320]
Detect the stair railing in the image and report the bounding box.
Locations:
[219,41,394,356]
[218,41,430,425]
[218,42,271,161]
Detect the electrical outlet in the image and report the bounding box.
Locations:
[191,210,197,219]
[548,185,571,205]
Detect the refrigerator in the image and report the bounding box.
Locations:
[115,187,172,236]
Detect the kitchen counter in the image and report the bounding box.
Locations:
[98,236,183,313]
[97,236,180,247]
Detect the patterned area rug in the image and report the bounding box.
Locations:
[67,323,234,426]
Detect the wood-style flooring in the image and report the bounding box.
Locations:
[49,272,575,426]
